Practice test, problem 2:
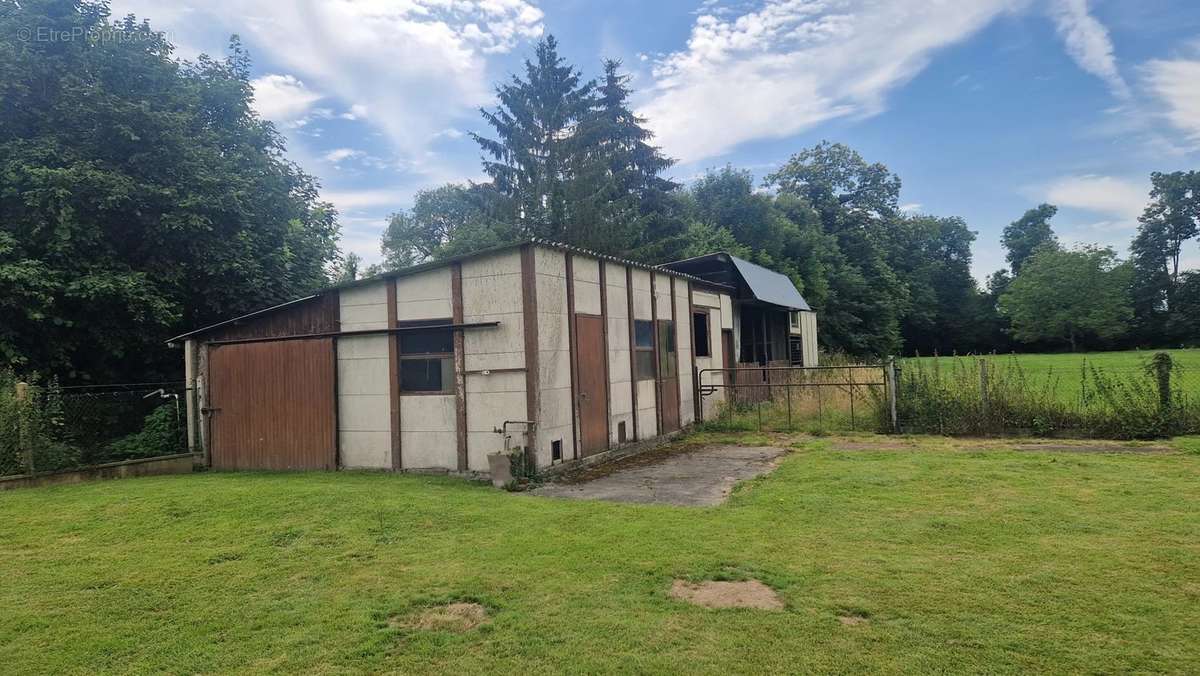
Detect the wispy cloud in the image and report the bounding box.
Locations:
[1045,174,1147,224]
[1143,57,1200,147]
[112,0,543,158]
[1048,0,1130,99]
[640,0,1027,163]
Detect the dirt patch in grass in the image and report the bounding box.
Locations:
[669,580,783,610]
[396,603,489,632]
[838,614,869,626]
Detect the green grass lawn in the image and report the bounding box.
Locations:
[904,348,1200,402]
[3,433,1199,674]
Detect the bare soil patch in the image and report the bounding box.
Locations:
[838,613,869,626]
[669,579,784,610]
[396,602,489,632]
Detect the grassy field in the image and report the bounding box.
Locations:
[904,348,1200,402]
[3,432,1199,674]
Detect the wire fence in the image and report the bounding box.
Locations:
[697,362,890,433]
[697,352,1200,440]
[1,376,189,478]
[895,353,1200,439]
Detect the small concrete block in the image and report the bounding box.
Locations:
[488,452,513,488]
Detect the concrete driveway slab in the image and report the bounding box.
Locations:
[532,445,786,507]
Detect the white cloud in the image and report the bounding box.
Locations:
[1143,58,1200,146]
[1045,175,1147,224]
[640,0,1029,163]
[899,202,922,212]
[1048,0,1129,99]
[111,0,543,160]
[249,74,322,121]
[323,148,365,164]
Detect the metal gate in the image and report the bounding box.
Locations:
[207,338,336,470]
[697,362,897,432]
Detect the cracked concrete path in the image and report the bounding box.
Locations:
[531,445,787,507]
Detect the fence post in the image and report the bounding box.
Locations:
[1152,352,1173,413]
[15,381,33,476]
[886,357,899,433]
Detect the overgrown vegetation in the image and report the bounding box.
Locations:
[0,370,184,477]
[2,437,1197,672]
[894,352,1200,439]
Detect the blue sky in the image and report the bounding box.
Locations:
[109,0,1200,281]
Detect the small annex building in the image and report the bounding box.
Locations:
[170,240,817,474]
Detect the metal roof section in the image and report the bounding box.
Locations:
[168,239,735,344]
[661,252,812,311]
[727,255,811,311]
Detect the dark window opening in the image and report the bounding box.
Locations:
[618,421,627,443]
[693,312,711,357]
[789,336,804,367]
[398,319,454,394]
[551,439,563,462]
[399,319,453,354]
[633,319,656,380]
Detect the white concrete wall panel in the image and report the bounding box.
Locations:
[654,273,673,320]
[534,248,573,466]
[604,262,634,444]
[572,256,602,316]
[460,251,528,471]
[693,289,721,309]
[396,268,452,321]
[336,319,390,469]
[630,269,653,320]
[676,281,695,427]
[399,395,457,469]
[340,282,389,331]
[636,379,657,438]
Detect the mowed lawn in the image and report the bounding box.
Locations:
[3,434,1199,674]
[905,348,1200,402]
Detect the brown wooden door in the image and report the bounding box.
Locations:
[658,320,680,432]
[575,315,609,456]
[208,338,336,470]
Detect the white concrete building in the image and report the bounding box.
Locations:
[170,240,817,473]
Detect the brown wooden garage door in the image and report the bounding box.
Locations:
[208,338,336,470]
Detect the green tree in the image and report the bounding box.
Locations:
[379,183,514,267]
[471,35,594,242]
[1000,246,1132,351]
[1001,204,1058,274]
[0,0,339,382]
[567,59,677,255]
[888,214,982,355]
[766,142,908,356]
[1129,171,1199,343]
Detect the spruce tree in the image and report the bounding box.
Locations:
[472,35,594,241]
[568,60,678,256]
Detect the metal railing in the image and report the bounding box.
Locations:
[697,362,895,432]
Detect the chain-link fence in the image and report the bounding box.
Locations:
[1,377,188,478]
